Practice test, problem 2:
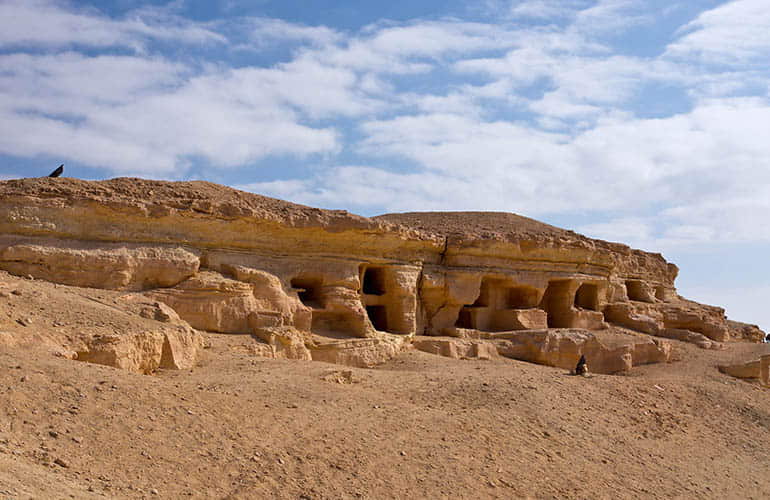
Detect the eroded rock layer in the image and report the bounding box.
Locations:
[0,177,761,373]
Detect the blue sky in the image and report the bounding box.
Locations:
[0,0,768,330]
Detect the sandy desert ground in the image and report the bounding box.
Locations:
[1,272,770,499]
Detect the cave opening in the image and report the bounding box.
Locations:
[540,280,575,328]
[366,305,388,331]
[626,280,649,302]
[574,283,599,311]
[291,276,323,308]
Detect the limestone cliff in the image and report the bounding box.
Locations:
[0,177,760,374]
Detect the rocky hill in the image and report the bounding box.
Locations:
[1,177,768,499]
[0,177,764,374]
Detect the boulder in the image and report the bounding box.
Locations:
[76,326,203,374]
[718,361,760,379]
[310,336,409,367]
[148,272,258,333]
[413,337,499,360]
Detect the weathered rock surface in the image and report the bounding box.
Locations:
[491,328,670,374]
[0,236,199,290]
[718,360,760,379]
[414,328,671,375]
[0,177,764,372]
[310,336,410,368]
[719,354,770,386]
[0,273,204,374]
[413,337,500,360]
[728,320,766,343]
[603,300,728,347]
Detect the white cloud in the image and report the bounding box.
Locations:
[238,166,500,213]
[577,217,656,247]
[0,51,341,174]
[304,20,525,76]
[666,0,770,65]
[0,52,188,106]
[456,45,684,125]
[345,96,770,244]
[571,0,651,34]
[244,17,340,46]
[509,0,589,19]
[0,0,224,50]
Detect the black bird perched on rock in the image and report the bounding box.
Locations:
[48,164,63,177]
[575,354,588,376]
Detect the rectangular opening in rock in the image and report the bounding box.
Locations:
[574,283,599,310]
[655,285,666,301]
[540,280,576,328]
[291,276,323,308]
[625,280,651,302]
[366,305,388,331]
[361,266,387,296]
[455,306,474,329]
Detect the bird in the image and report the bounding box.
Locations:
[48,164,63,177]
[575,354,588,376]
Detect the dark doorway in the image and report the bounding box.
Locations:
[540,280,575,328]
[366,305,388,331]
[626,280,650,302]
[455,307,474,329]
[574,284,599,310]
[291,276,323,308]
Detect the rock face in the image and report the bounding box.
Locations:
[728,320,766,343]
[415,327,671,374]
[0,274,204,375]
[493,329,671,375]
[0,177,763,372]
[719,355,770,386]
[0,236,199,290]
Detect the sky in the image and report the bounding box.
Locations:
[0,0,768,330]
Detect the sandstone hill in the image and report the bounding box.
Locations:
[1,177,768,499]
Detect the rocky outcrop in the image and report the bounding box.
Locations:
[728,320,766,343]
[148,272,261,333]
[603,300,728,347]
[0,177,763,373]
[0,274,205,374]
[310,336,410,368]
[0,236,199,290]
[493,329,670,374]
[413,337,500,360]
[719,355,770,386]
[718,360,760,379]
[75,326,202,374]
[414,328,671,374]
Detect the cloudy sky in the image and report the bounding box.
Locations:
[0,0,768,330]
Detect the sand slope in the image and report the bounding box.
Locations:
[1,272,769,499]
